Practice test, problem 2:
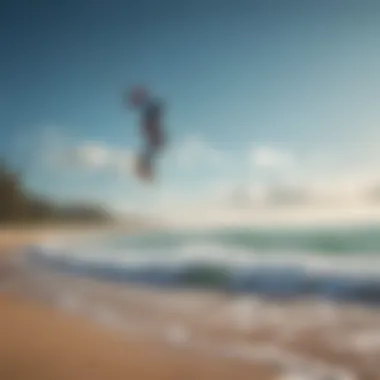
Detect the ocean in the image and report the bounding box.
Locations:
[14,222,380,379]
[26,222,380,304]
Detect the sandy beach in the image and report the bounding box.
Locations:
[0,294,277,380]
[2,225,380,380]
[7,263,380,380]
[0,226,276,380]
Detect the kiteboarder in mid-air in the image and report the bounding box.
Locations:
[127,86,166,182]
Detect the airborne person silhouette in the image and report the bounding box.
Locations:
[127,86,166,182]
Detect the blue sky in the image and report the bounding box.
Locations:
[2,0,380,213]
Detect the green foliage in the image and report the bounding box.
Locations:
[0,159,111,225]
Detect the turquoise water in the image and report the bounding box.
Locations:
[28,223,380,303]
[96,223,380,255]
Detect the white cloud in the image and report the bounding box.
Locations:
[205,168,380,211]
[23,127,380,216]
[67,142,134,174]
[75,143,110,168]
[250,146,294,170]
[23,127,134,175]
[26,128,221,180]
[304,172,379,204]
[172,135,225,169]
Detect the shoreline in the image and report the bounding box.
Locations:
[8,247,380,379]
[0,225,277,380]
[27,228,380,306]
[2,225,380,379]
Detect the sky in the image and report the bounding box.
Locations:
[3,0,380,217]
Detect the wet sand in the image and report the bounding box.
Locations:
[0,293,277,380]
[0,227,276,380]
[8,262,380,380]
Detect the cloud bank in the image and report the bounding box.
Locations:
[26,126,380,215]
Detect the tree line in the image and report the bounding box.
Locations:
[0,159,111,224]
